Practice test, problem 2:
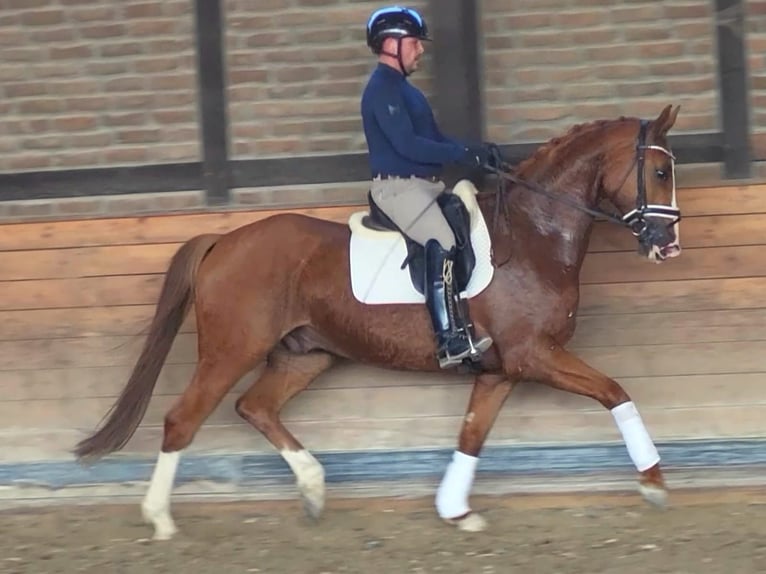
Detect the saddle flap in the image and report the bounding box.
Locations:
[348,179,494,304]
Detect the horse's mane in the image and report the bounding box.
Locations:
[515,116,636,179]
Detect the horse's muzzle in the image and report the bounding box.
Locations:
[659,243,681,259]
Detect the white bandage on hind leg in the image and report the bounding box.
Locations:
[611,401,660,472]
[435,450,478,519]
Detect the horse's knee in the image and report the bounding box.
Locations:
[235,396,275,434]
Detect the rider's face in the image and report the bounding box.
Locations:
[382,36,425,74]
[399,37,424,73]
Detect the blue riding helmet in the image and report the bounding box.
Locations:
[366,5,431,54]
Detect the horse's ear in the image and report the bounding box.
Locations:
[652,104,680,137]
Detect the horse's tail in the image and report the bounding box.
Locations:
[73,233,220,463]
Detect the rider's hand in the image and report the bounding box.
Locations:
[483,142,504,170]
[460,145,490,168]
[461,143,505,172]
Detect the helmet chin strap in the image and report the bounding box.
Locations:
[380,37,410,76]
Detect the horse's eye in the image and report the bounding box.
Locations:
[655,169,668,181]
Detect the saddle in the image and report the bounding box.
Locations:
[361,191,477,295]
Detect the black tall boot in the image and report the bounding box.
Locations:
[424,239,491,369]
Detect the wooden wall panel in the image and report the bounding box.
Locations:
[1,183,765,465]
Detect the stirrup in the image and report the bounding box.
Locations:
[437,346,473,369]
[455,290,493,359]
[436,332,491,369]
[467,332,493,355]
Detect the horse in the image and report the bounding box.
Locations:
[74,105,682,540]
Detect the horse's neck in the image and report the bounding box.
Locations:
[513,184,597,268]
[485,159,600,275]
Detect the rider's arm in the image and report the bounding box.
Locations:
[370,87,467,165]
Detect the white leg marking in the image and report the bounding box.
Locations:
[141,450,181,540]
[611,401,660,472]
[436,451,486,531]
[281,449,325,519]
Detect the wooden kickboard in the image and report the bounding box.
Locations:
[1,182,765,458]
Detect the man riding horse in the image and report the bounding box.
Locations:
[361,5,500,369]
[73,3,684,542]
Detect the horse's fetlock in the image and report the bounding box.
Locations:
[162,415,193,451]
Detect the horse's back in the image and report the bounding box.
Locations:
[200,211,352,290]
[241,211,348,242]
[206,211,348,260]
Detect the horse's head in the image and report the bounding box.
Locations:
[601,105,682,262]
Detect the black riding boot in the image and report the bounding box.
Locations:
[424,239,491,369]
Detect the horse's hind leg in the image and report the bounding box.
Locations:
[142,356,256,540]
[527,342,667,507]
[235,348,336,519]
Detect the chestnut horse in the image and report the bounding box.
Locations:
[75,105,682,540]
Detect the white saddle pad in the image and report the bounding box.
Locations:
[348,179,494,305]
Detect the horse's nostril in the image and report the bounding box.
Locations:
[661,244,681,258]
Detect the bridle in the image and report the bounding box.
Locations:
[486,119,681,241]
[622,119,681,240]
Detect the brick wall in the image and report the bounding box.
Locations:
[224,0,430,158]
[0,0,763,174]
[481,0,718,143]
[0,0,198,172]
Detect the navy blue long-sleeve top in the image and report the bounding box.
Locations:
[361,63,468,179]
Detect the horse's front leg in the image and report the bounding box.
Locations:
[528,341,667,507]
[436,373,515,532]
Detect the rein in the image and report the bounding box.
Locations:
[485,163,628,229]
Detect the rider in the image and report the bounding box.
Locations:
[361,5,497,369]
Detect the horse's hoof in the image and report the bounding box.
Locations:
[639,482,668,509]
[302,494,324,520]
[443,512,487,532]
[141,504,178,540]
[152,525,178,541]
[298,481,325,520]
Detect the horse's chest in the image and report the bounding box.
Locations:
[493,266,580,340]
[524,283,579,340]
[546,286,580,342]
